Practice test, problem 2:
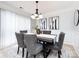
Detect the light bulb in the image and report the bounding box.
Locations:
[31,15,35,19]
[34,14,38,17]
[39,14,43,19]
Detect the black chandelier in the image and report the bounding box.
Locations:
[31,1,43,19]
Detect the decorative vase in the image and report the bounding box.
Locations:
[36,29,40,34]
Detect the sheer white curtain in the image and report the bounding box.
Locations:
[0,9,31,48]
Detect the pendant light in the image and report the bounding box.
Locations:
[31,1,43,19]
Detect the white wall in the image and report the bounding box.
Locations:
[0,9,31,49]
[44,7,79,55]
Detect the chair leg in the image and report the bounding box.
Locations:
[58,50,61,58]
[34,55,36,58]
[26,51,28,58]
[17,47,19,54]
[43,42,47,58]
[22,48,24,58]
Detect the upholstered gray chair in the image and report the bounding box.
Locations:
[48,32,65,58]
[24,34,43,58]
[42,31,51,34]
[15,32,26,57]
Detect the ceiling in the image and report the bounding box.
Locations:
[0,1,79,15]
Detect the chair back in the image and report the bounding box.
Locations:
[58,32,65,49]
[20,30,27,33]
[15,32,25,47]
[24,34,37,54]
[42,31,51,34]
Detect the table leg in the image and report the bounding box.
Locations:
[43,42,53,58]
[43,42,47,58]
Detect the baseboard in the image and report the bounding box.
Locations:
[64,41,73,45]
[0,43,17,50]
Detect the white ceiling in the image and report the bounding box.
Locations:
[0,1,79,15]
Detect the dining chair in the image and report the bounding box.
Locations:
[48,32,65,58]
[42,31,51,34]
[24,34,43,58]
[15,32,26,57]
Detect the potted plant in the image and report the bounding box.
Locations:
[35,25,40,34]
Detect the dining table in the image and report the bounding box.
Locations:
[37,34,56,58]
[25,33,56,42]
[37,34,56,43]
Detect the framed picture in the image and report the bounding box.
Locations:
[40,18,47,30]
[74,10,79,26]
[48,16,59,30]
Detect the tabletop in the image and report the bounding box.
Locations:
[24,33,56,43]
[37,34,56,43]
